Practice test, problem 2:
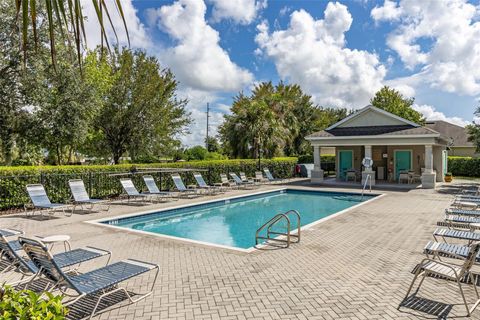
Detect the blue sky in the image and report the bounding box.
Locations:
[84,0,480,146]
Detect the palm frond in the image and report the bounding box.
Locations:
[16,0,130,69]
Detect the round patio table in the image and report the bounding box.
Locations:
[40,235,71,252]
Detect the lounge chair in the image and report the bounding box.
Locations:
[0,233,111,286]
[69,179,110,212]
[220,173,234,189]
[424,241,480,263]
[452,198,479,209]
[171,174,199,197]
[255,171,267,184]
[433,227,480,245]
[25,184,71,217]
[462,186,480,196]
[445,214,480,225]
[0,228,23,237]
[239,172,255,184]
[143,175,176,200]
[120,178,157,203]
[193,173,222,195]
[437,220,480,231]
[263,168,283,183]
[19,236,159,319]
[403,241,480,316]
[447,208,480,217]
[229,173,254,189]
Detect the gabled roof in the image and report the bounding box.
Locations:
[326,105,420,130]
[425,120,473,147]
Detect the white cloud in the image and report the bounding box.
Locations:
[413,104,470,127]
[147,0,254,92]
[255,2,386,107]
[372,0,480,96]
[209,0,267,25]
[370,0,402,22]
[82,0,151,49]
[279,6,292,17]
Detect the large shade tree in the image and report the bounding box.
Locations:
[84,48,191,164]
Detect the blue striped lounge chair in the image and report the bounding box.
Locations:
[69,179,110,212]
[424,241,480,263]
[120,178,157,203]
[447,208,480,217]
[0,228,23,238]
[403,241,480,316]
[171,174,199,197]
[433,228,480,245]
[18,237,159,319]
[26,184,72,217]
[0,233,111,286]
[143,175,176,200]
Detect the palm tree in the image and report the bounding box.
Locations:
[16,0,129,68]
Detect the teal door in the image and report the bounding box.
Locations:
[338,150,353,180]
[442,150,448,175]
[395,150,412,180]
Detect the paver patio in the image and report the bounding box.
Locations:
[1,182,478,319]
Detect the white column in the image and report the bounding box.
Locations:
[313,145,321,170]
[424,145,433,173]
[421,145,436,188]
[311,145,324,183]
[361,145,375,185]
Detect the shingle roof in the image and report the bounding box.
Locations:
[307,125,439,138]
[425,121,473,147]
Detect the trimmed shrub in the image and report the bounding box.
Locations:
[0,158,297,210]
[0,285,68,319]
[448,156,480,177]
[297,154,335,163]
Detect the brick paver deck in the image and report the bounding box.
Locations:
[1,183,478,319]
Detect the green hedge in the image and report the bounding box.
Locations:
[297,154,335,163]
[0,158,297,210]
[448,156,480,177]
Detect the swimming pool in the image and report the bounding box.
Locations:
[94,189,378,251]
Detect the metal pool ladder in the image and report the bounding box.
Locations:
[255,210,301,248]
[361,173,372,199]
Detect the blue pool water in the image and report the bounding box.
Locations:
[102,190,376,249]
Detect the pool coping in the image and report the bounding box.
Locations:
[85,187,385,253]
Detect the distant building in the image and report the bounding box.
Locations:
[425,120,478,157]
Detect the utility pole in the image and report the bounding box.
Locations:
[206,102,210,151]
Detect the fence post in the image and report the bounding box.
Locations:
[88,172,93,198]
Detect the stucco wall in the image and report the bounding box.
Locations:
[433,146,446,182]
[338,109,406,128]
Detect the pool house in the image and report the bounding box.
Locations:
[306,105,449,189]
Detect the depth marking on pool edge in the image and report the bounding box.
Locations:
[84,187,384,253]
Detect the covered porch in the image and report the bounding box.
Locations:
[311,143,447,189]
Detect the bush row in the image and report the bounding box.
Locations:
[447,156,480,177]
[0,158,297,210]
[297,154,335,164]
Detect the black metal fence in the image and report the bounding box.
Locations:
[0,162,297,211]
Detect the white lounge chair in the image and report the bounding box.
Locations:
[120,178,157,203]
[143,175,176,201]
[193,173,222,195]
[171,174,199,197]
[220,173,234,189]
[69,179,110,212]
[263,168,283,183]
[403,241,480,316]
[25,184,71,217]
[229,173,254,189]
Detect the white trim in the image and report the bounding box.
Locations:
[393,149,413,180]
[86,187,383,253]
[326,105,420,130]
[338,150,354,179]
[306,134,440,141]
